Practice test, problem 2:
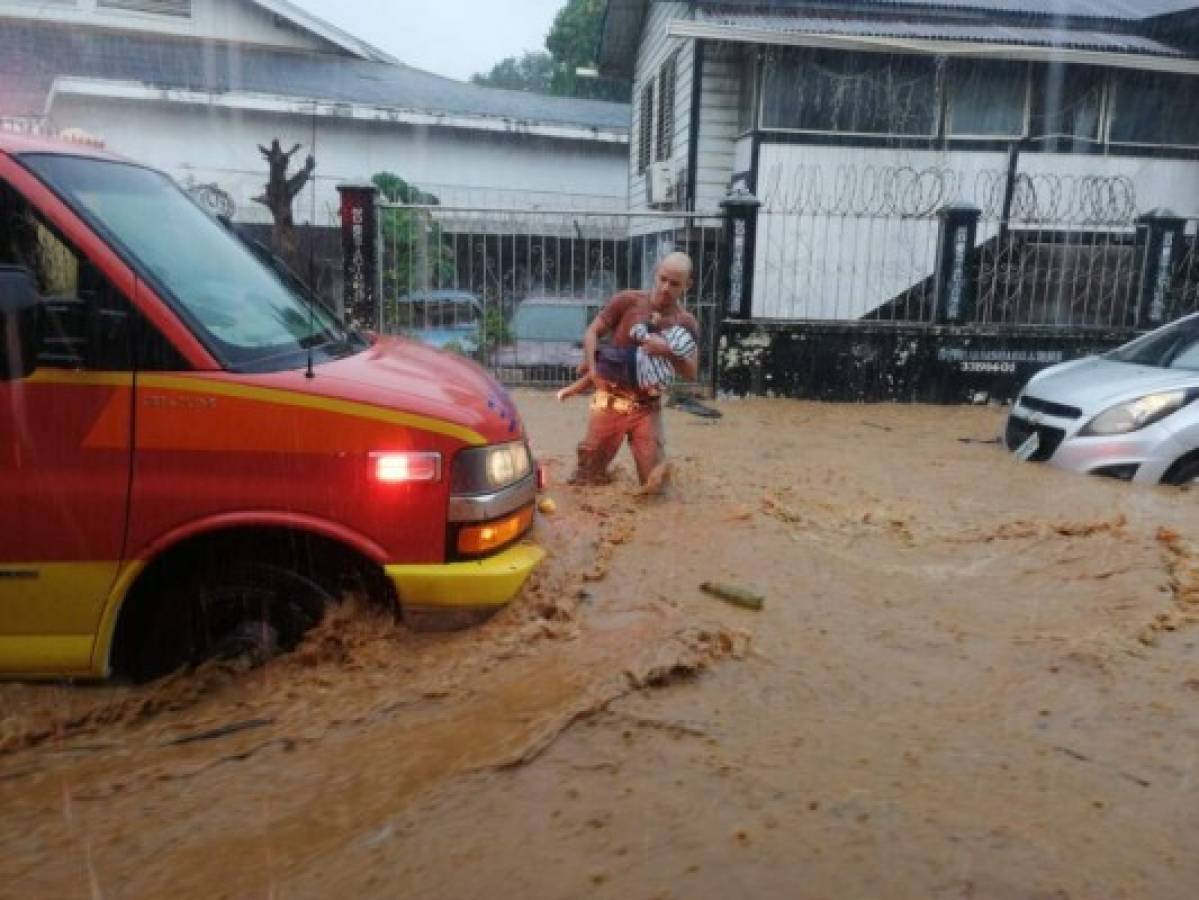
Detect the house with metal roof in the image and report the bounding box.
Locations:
[0,0,632,223]
[599,0,1199,398]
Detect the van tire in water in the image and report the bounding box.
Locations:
[132,561,333,682]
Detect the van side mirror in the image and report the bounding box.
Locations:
[0,266,40,381]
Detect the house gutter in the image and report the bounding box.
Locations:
[46,78,630,145]
[666,21,1199,76]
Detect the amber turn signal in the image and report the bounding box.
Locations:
[457,505,534,555]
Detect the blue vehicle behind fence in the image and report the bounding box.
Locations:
[396,290,482,354]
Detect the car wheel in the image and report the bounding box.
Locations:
[1162,453,1199,487]
[133,561,334,682]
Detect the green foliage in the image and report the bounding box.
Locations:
[471,52,555,93]
[545,0,628,102]
[373,172,440,206]
[470,0,630,102]
[475,305,512,360]
[372,172,456,323]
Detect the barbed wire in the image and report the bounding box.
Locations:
[761,163,1138,225]
[760,163,961,218]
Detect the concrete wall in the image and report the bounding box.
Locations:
[717,322,1134,403]
[47,96,631,224]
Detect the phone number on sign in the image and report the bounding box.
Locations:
[960,361,1017,374]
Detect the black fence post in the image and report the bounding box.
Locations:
[1135,208,1187,330]
[719,184,761,320]
[337,182,381,330]
[934,203,981,324]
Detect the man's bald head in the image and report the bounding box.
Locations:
[659,251,693,279]
[650,251,694,311]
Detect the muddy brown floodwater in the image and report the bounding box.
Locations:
[2,393,1198,899]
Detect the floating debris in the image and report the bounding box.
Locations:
[699,582,765,611]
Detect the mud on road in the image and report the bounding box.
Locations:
[2,393,1198,899]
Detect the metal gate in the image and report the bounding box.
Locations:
[375,203,725,390]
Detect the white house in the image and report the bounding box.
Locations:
[0,0,632,224]
[599,0,1199,325]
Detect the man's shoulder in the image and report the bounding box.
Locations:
[604,289,648,309]
[599,290,648,321]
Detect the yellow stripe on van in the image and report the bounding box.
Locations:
[26,370,487,446]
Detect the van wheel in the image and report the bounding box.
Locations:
[133,562,334,682]
[1162,453,1199,487]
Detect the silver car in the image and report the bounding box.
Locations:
[1004,312,1199,485]
[492,296,603,372]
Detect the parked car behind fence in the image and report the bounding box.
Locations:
[493,296,604,383]
[394,289,482,354]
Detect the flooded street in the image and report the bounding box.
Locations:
[2,392,1197,899]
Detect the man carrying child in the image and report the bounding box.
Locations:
[567,252,700,492]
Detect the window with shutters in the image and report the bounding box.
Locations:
[638,79,655,175]
[656,52,677,162]
[97,0,192,18]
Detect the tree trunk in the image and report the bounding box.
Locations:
[252,139,315,271]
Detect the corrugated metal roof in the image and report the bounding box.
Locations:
[0,23,630,131]
[696,1,1199,22]
[694,8,1189,55]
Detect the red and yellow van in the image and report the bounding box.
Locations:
[0,133,543,680]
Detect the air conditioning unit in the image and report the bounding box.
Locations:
[645,162,675,208]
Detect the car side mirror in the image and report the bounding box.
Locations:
[0,266,41,381]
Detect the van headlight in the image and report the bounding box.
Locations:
[1080,390,1189,436]
[451,441,532,494]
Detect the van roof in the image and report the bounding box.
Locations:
[0,130,125,162]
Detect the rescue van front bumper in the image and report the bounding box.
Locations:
[385,541,545,613]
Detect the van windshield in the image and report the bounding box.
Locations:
[20,153,356,372]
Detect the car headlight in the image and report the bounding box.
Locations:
[451,441,532,494]
[1080,390,1189,436]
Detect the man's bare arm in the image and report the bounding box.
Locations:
[579,316,611,375]
[674,349,699,381]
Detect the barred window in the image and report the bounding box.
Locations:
[947,60,1028,138]
[762,48,937,136]
[638,79,655,174]
[1110,71,1199,147]
[97,0,192,17]
[1030,64,1103,148]
[656,52,678,162]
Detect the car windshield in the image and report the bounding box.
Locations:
[513,303,598,341]
[20,153,355,372]
[1107,315,1199,370]
[397,296,481,330]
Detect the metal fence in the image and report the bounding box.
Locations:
[752,163,1199,330]
[376,204,724,388]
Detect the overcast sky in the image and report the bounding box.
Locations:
[290,0,569,82]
